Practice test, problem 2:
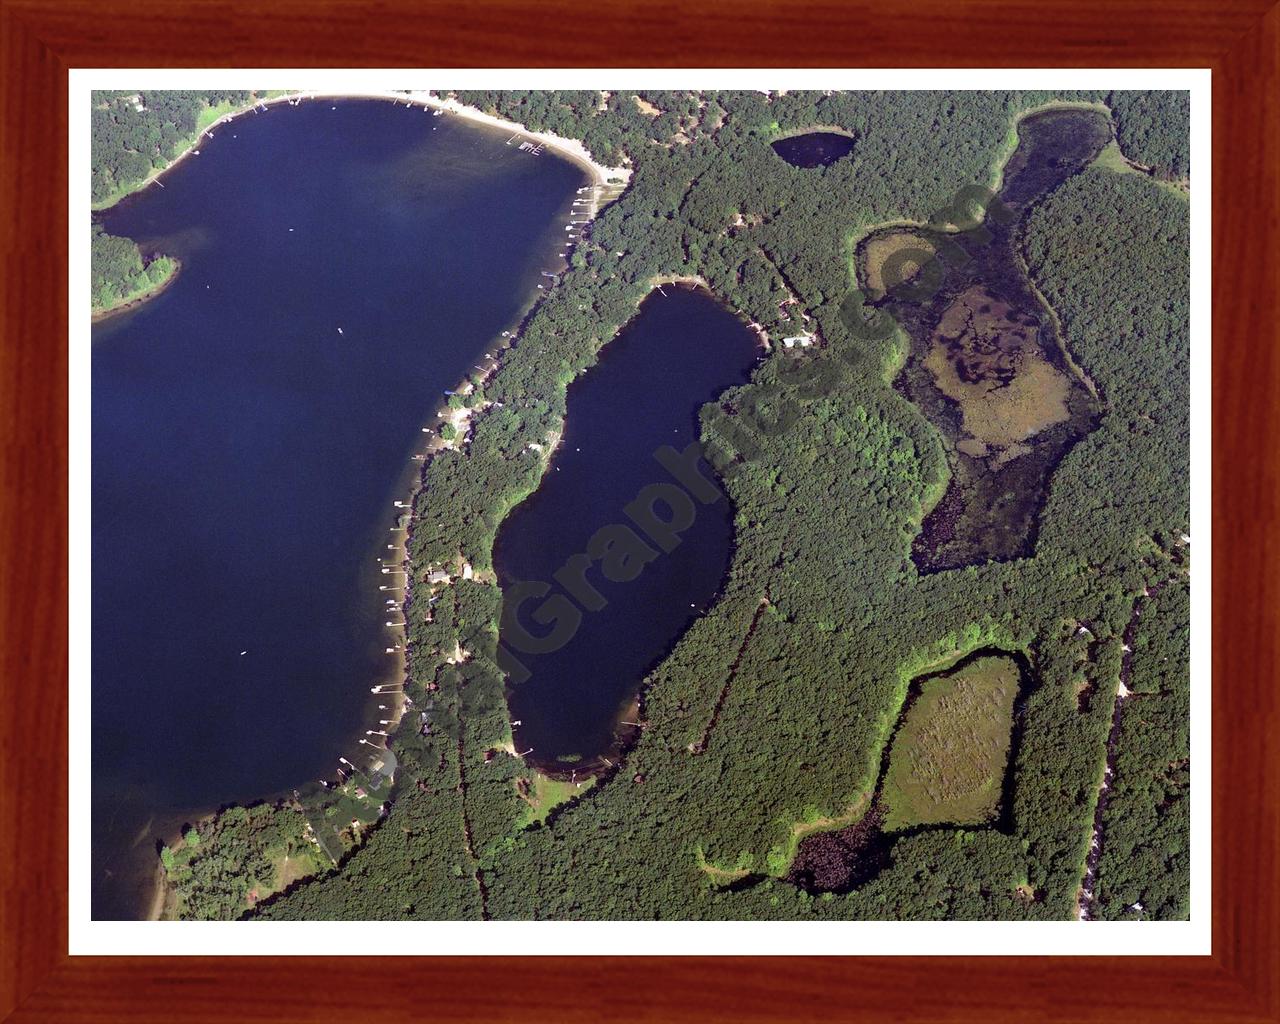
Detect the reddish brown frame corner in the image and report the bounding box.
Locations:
[1,1,1275,1020]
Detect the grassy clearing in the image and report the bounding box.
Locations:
[1092,139,1142,177]
[881,655,1019,831]
[196,97,243,133]
[514,773,593,829]
[1093,139,1189,201]
[273,848,325,891]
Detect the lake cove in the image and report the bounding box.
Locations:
[857,107,1111,571]
[770,130,856,168]
[494,286,760,774]
[91,98,585,918]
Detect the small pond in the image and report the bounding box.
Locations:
[771,131,856,168]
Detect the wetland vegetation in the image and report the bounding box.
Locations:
[857,107,1112,572]
[881,654,1022,831]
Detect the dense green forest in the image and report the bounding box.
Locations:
[1107,90,1191,180]
[111,89,1189,921]
[1090,580,1191,919]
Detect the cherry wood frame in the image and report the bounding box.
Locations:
[2,1,1276,1020]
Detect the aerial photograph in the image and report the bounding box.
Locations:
[89,86,1190,923]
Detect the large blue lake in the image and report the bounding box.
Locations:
[92,99,584,918]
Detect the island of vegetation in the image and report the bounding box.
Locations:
[92,88,1190,922]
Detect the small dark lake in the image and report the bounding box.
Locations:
[856,108,1111,571]
[771,131,856,168]
[91,98,584,918]
[494,286,760,773]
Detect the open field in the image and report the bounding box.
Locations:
[514,773,594,829]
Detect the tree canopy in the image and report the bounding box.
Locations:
[1108,90,1191,180]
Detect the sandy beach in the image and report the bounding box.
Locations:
[145,861,170,920]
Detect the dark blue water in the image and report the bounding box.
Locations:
[771,131,856,168]
[92,98,584,917]
[495,286,760,771]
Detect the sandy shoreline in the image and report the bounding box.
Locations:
[268,90,633,191]
[145,860,169,920]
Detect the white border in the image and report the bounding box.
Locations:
[70,68,1211,956]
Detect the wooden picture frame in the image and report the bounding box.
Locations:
[2,1,1274,1020]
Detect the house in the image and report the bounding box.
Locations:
[427,569,450,585]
